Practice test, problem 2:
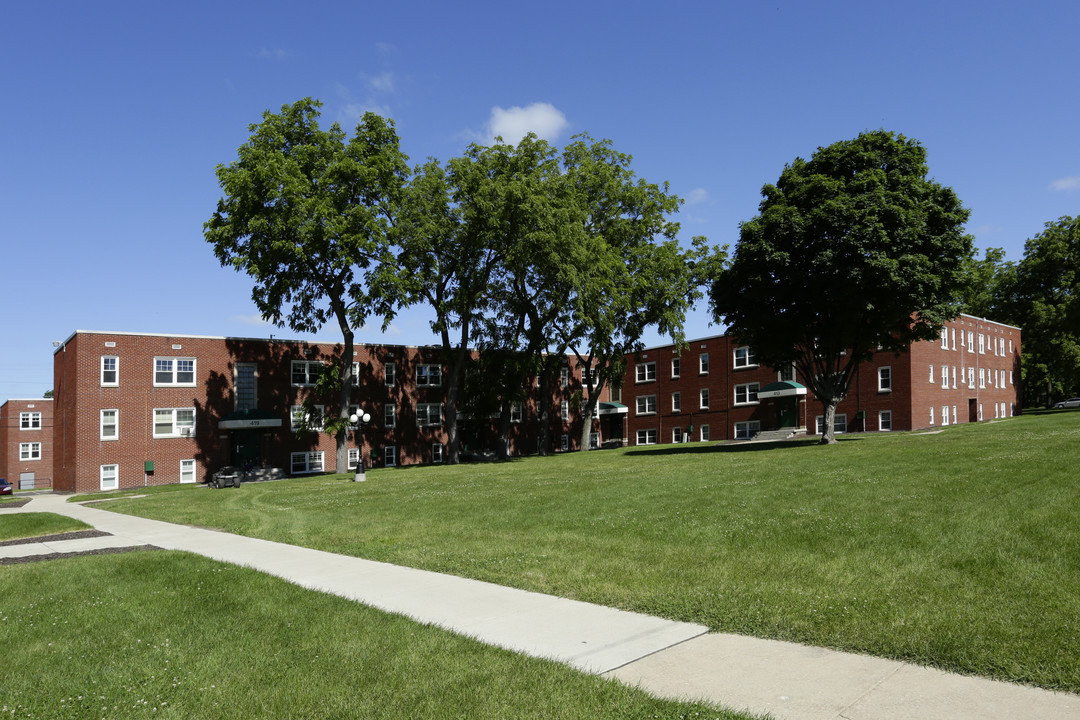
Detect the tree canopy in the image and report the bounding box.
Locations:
[711,129,972,443]
[205,98,409,471]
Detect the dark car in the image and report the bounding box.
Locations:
[1054,397,1080,409]
[0,479,12,495]
[209,466,242,489]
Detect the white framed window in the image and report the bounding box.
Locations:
[929,364,934,383]
[699,353,710,374]
[20,442,41,461]
[235,363,257,411]
[953,405,959,424]
[942,405,950,426]
[734,420,760,439]
[154,408,196,438]
[734,383,759,405]
[20,412,42,429]
[930,406,935,426]
[348,448,360,470]
[290,405,324,431]
[561,434,569,451]
[879,410,892,431]
[671,391,681,413]
[951,366,957,389]
[671,358,681,378]
[636,428,657,445]
[510,401,524,423]
[979,368,985,388]
[100,464,119,491]
[155,357,196,386]
[635,362,656,383]
[100,409,118,440]
[101,355,119,386]
[417,364,442,387]
[978,334,985,354]
[878,367,892,392]
[384,404,396,428]
[589,431,600,449]
[290,451,324,474]
[815,414,847,434]
[940,365,948,389]
[733,346,757,368]
[672,427,683,443]
[967,331,975,353]
[1000,369,1006,387]
[560,400,569,421]
[432,443,444,463]
[560,366,569,388]
[384,446,397,467]
[941,329,949,349]
[291,360,324,386]
[636,395,657,415]
[180,459,196,484]
[967,367,975,389]
[416,403,443,426]
[700,424,710,442]
[699,388,710,409]
[951,328,956,351]
[384,362,396,386]
[778,364,796,383]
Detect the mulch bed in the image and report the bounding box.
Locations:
[0,529,111,547]
[0,545,163,566]
[0,499,32,509]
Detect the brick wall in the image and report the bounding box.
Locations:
[1,398,54,489]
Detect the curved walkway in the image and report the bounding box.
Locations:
[5,493,1080,720]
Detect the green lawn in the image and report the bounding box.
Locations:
[1,551,745,719]
[91,412,1080,691]
[0,512,91,541]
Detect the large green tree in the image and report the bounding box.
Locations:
[711,130,972,443]
[1013,216,1080,405]
[205,98,409,472]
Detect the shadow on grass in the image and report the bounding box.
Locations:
[623,436,841,457]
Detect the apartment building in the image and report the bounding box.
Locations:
[0,398,54,490]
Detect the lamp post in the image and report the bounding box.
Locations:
[349,410,372,482]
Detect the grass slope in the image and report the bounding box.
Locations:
[100,412,1080,691]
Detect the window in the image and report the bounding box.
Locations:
[734,420,760,439]
[290,405,324,431]
[968,367,975,389]
[636,395,657,415]
[941,329,948,349]
[291,451,324,474]
[582,366,598,388]
[384,446,397,467]
[978,334,985,354]
[941,365,948,389]
[155,357,196,386]
[510,401,524,423]
[384,404,396,428]
[589,432,600,449]
[699,388,710,409]
[384,362,396,386]
[733,346,757,368]
[101,409,118,440]
[953,405,959,424]
[100,464,119,491]
[290,360,323,386]
[635,362,656,383]
[929,364,934,383]
[700,424,710,442]
[671,358,681,378]
[560,400,569,421]
[432,443,444,463]
[154,408,195,438]
[671,391,681,412]
[778,364,796,383]
[672,427,683,443]
[878,367,892,392]
[101,356,119,386]
[560,366,569,387]
[348,448,360,470]
[942,405,950,426]
[1000,369,1006,387]
[979,368,985,388]
[699,353,710,374]
[636,428,657,445]
[416,403,443,426]
[561,434,569,451]
[235,363,257,411]
[930,407,935,426]
[180,459,196,484]
[951,328,956,351]
[815,414,847,435]
[967,331,975,353]
[20,442,41,461]
[734,382,759,405]
[417,364,442,387]
[879,410,892,431]
[19,412,42,430]
[951,366,957,389]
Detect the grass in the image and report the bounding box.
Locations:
[94,411,1080,693]
[0,512,91,541]
[0,551,748,719]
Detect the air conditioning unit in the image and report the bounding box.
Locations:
[180,427,194,437]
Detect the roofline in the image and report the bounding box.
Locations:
[53,329,443,356]
[0,398,54,405]
[956,313,1022,331]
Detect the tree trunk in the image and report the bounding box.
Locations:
[819,399,838,445]
[578,378,605,451]
[335,319,355,473]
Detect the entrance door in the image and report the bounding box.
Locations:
[968,399,978,423]
[232,429,262,469]
[777,397,797,428]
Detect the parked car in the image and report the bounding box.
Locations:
[0,479,12,495]
[1054,397,1080,409]
[209,466,242,489]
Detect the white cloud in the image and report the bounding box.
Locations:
[368,72,395,92]
[1049,175,1080,191]
[230,313,273,327]
[484,103,568,144]
[687,188,709,205]
[257,47,290,61]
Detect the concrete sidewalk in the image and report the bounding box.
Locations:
[6,492,1080,720]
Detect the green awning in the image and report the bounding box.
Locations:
[757,381,807,399]
[218,408,283,429]
[598,402,628,415]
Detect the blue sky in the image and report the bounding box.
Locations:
[2,0,1078,403]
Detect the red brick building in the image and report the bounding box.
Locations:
[0,398,54,490]
[620,315,1021,445]
[50,330,595,493]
